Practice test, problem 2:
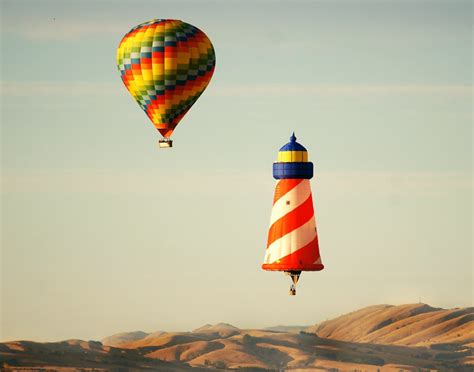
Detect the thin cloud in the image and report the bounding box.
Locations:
[0,81,121,97]
[2,17,125,41]
[2,169,471,196]
[1,169,269,195]
[1,81,471,98]
[317,170,473,197]
[209,84,472,97]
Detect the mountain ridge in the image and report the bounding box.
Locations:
[3,303,472,371]
[306,303,473,347]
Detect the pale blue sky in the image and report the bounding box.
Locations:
[1,0,472,342]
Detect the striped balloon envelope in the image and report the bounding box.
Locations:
[116,19,216,147]
[262,134,324,295]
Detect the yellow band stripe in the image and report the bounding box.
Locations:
[277,151,308,162]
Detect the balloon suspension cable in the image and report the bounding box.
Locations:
[285,271,301,296]
[158,137,173,148]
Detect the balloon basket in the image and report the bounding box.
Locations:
[159,138,173,148]
[289,284,296,296]
[285,271,301,296]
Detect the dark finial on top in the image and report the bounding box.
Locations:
[279,132,307,152]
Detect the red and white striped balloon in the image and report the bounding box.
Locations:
[262,179,323,272]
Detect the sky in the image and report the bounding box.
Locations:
[1,0,472,342]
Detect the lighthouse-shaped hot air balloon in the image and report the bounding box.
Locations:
[262,134,324,295]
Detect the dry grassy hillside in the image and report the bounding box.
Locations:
[306,303,474,347]
[2,304,473,371]
[192,323,240,338]
[124,326,471,370]
[101,330,149,347]
[122,332,208,349]
[0,339,204,371]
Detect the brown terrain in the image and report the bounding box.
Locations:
[1,304,472,371]
[306,304,473,347]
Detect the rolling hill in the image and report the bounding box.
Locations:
[306,303,474,347]
[0,339,204,371]
[101,330,149,347]
[2,303,472,371]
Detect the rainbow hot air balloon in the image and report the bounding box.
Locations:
[262,134,324,295]
[116,19,216,148]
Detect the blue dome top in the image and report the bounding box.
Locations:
[279,133,307,152]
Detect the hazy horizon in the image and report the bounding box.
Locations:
[1,0,472,342]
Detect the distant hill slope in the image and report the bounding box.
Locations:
[107,315,472,370]
[0,339,205,371]
[306,303,474,347]
[192,323,240,338]
[101,330,149,346]
[4,305,473,371]
[264,325,309,333]
[119,324,241,350]
[119,327,472,370]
